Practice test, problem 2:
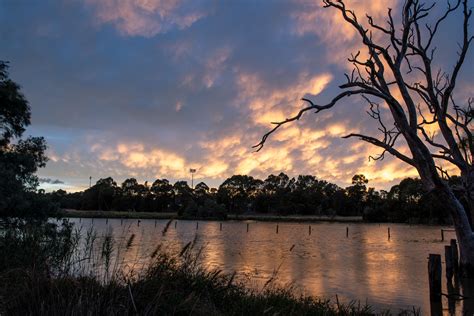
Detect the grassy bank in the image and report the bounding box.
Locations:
[227,214,363,223]
[59,209,178,219]
[0,219,416,315]
[59,209,363,222]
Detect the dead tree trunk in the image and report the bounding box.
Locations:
[437,185,474,276]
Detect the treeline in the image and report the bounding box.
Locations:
[46,173,452,224]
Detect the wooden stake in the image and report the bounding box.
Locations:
[196,222,199,230]
[276,224,279,234]
[220,222,222,231]
[137,220,140,227]
[120,218,123,226]
[346,227,349,238]
[450,239,459,276]
[174,221,177,228]
[309,225,311,235]
[445,245,454,282]
[388,227,391,240]
[428,254,442,302]
[154,220,157,227]
[247,223,249,232]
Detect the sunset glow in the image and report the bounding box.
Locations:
[2,0,472,191]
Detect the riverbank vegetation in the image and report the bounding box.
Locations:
[48,173,451,224]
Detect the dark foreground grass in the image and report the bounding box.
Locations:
[0,220,417,316]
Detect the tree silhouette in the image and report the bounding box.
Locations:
[218,175,262,213]
[0,61,31,147]
[150,179,174,212]
[255,0,474,274]
[0,61,48,217]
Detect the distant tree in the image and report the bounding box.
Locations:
[150,179,174,212]
[351,174,368,187]
[261,173,295,214]
[50,189,67,204]
[197,198,227,219]
[122,178,140,196]
[118,178,148,211]
[345,174,369,215]
[293,176,339,215]
[81,177,119,211]
[173,181,193,214]
[218,175,262,213]
[194,182,210,205]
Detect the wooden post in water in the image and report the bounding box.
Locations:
[106,218,108,224]
[388,227,391,240]
[450,239,459,276]
[220,222,222,231]
[309,225,311,235]
[79,218,82,223]
[196,222,199,230]
[428,254,442,302]
[346,227,349,238]
[92,218,94,224]
[137,220,140,227]
[175,221,177,229]
[441,229,445,241]
[445,245,454,282]
[154,220,157,228]
[120,218,123,226]
[276,224,279,234]
[246,223,249,232]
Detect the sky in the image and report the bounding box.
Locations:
[1,0,473,192]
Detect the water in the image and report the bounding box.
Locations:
[70,218,473,314]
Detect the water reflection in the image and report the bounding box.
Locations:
[70,218,474,314]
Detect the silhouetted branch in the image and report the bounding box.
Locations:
[342,133,414,166]
[253,90,369,152]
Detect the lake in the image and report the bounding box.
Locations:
[69,218,473,314]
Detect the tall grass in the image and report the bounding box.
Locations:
[0,219,418,315]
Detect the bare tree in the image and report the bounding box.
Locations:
[255,0,474,275]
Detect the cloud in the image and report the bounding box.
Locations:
[39,178,65,185]
[85,0,210,37]
[6,0,471,191]
[235,70,333,126]
[291,0,399,68]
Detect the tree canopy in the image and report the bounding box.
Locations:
[0,61,49,217]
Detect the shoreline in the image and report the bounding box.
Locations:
[58,209,364,223]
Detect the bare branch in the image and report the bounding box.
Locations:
[424,0,461,50]
[253,90,368,151]
[342,133,415,166]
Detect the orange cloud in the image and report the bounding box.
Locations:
[86,0,208,37]
[291,0,400,68]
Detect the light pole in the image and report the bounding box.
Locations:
[189,169,196,189]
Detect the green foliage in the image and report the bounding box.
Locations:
[0,61,51,217]
[0,61,31,146]
[217,175,262,213]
